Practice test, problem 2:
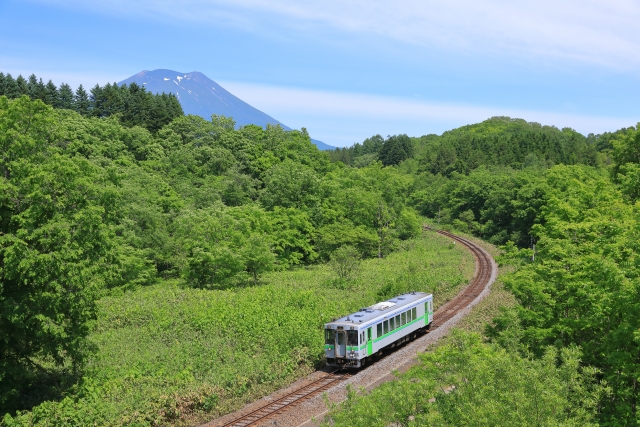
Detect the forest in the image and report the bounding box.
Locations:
[1,88,640,426]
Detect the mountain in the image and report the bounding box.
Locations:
[119,69,334,150]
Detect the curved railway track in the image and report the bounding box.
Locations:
[429,228,494,329]
[212,228,495,427]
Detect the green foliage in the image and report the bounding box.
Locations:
[330,117,600,173]
[0,94,427,420]
[2,234,473,426]
[0,97,151,410]
[329,245,361,281]
[324,331,601,427]
[242,234,276,285]
[11,91,638,426]
[412,166,549,246]
[488,166,640,424]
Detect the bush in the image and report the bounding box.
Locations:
[329,245,361,281]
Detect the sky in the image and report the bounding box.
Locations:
[1,0,640,147]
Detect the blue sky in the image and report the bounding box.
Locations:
[2,0,640,147]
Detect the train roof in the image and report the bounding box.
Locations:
[325,292,432,329]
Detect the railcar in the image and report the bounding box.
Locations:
[324,292,433,368]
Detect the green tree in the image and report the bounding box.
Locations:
[329,245,361,281]
[3,74,21,99]
[74,84,90,116]
[242,234,276,285]
[380,134,413,166]
[57,83,74,110]
[185,245,244,288]
[0,97,116,408]
[44,80,59,106]
[259,160,320,211]
[15,75,28,97]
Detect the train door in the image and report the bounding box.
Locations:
[425,301,429,325]
[366,327,373,356]
[335,331,346,358]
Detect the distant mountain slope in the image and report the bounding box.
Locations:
[119,69,334,150]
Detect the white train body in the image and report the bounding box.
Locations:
[324,292,433,368]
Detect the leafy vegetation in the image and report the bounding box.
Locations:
[5,84,640,426]
[324,331,602,427]
[0,94,426,424]
[326,119,640,425]
[330,116,603,172]
[2,234,473,426]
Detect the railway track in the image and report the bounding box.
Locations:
[213,228,494,427]
[219,371,349,427]
[428,228,494,329]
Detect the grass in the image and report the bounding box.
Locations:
[4,231,474,427]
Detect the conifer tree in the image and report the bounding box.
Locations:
[35,78,47,102]
[101,83,125,117]
[44,80,59,107]
[74,84,90,116]
[89,84,104,117]
[27,74,39,100]
[58,83,74,109]
[0,72,5,97]
[15,75,29,97]
[3,74,21,99]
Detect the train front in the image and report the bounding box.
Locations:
[324,324,361,368]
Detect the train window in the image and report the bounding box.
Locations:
[401,312,406,325]
[348,330,358,346]
[383,320,389,334]
[395,315,400,327]
[337,332,344,346]
[325,329,335,345]
[377,323,382,338]
[389,317,395,330]
[407,310,412,322]
[412,307,417,320]
[368,328,372,340]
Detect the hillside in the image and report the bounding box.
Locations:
[329,116,603,170]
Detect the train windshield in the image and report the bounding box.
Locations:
[347,330,358,346]
[325,329,335,345]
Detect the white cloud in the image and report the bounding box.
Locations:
[30,0,640,67]
[219,81,636,146]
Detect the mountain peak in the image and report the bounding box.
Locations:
[118,69,334,150]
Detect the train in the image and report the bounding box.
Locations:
[324,292,433,368]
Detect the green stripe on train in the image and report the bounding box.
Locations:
[373,315,425,343]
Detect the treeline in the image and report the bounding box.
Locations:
[330,117,607,172]
[0,72,183,132]
[329,134,415,167]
